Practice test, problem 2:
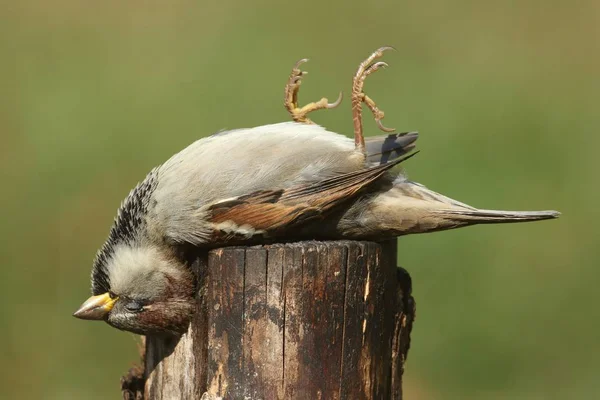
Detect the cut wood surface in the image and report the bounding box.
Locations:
[122,240,415,400]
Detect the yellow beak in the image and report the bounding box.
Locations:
[73,292,118,320]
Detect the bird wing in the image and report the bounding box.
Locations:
[206,152,418,242]
[365,132,418,165]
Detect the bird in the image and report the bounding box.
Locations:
[73,47,559,336]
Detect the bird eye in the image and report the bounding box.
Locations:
[108,291,117,299]
[124,300,144,312]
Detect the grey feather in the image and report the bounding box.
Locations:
[365,132,419,165]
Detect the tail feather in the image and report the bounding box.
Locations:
[396,181,559,224]
[436,208,560,224]
[335,181,560,238]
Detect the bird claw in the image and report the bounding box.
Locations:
[293,58,309,70]
[284,58,342,124]
[352,47,397,150]
[327,92,343,109]
[365,61,389,75]
[376,118,395,133]
[378,45,396,53]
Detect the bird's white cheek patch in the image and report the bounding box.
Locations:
[107,244,179,299]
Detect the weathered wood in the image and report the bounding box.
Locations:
[123,240,415,400]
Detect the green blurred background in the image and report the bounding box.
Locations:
[1,0,598,398]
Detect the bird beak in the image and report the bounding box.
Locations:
[73,293,117,320]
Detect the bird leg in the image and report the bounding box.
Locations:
[284,58,342,124]
[352,47,396,152]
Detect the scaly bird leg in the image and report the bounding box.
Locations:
[284,58,342,124]
[352,47,396,152]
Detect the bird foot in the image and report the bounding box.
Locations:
[284,58,342,124]
[352,47,396,151]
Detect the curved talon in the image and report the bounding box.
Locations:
[363,62,389,81]
[294,58,309,70]
[376,118,396,133]
[377,45,396,53]
[327,92,343,109]
[367,61,389,72]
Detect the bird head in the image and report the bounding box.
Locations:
[73,244,195,336]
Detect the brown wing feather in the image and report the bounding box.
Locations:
[209,152,418,236]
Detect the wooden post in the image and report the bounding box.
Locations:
[121,240,415,400]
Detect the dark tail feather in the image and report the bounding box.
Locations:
[366,132,418,165]
[438,209,560,224]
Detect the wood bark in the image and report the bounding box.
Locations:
[122,240,415,400]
